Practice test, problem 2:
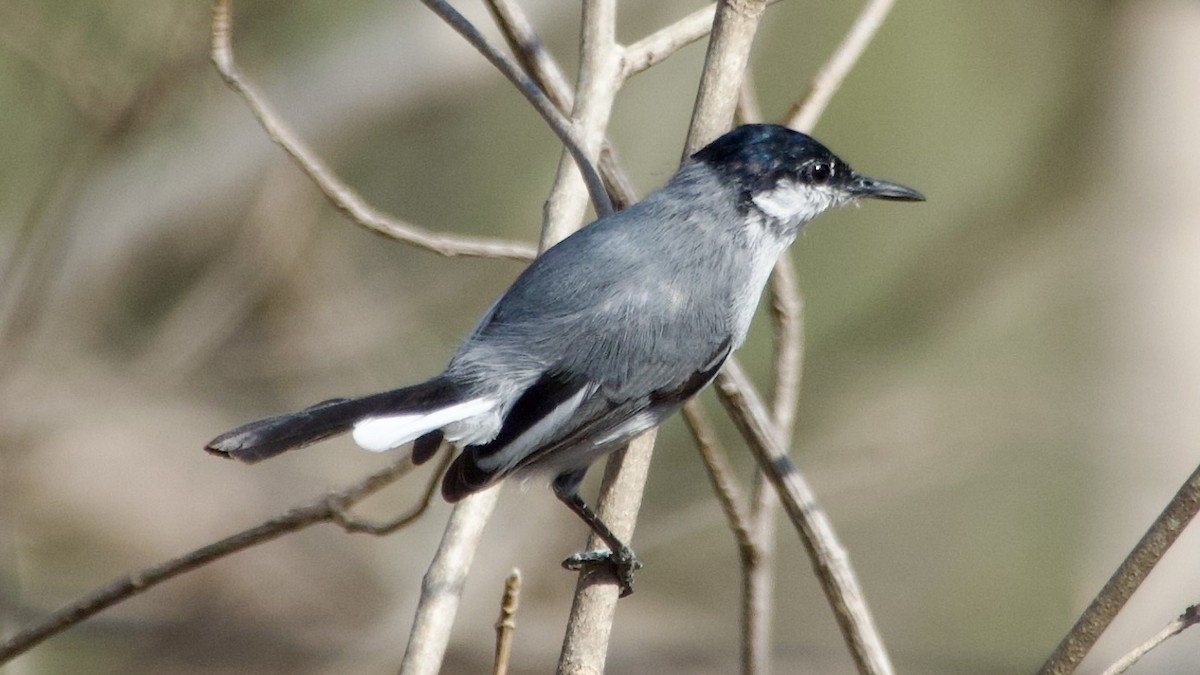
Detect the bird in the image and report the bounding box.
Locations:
[205,123,924,596]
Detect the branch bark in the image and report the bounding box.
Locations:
[714,359,895,675]
[684,0,770,155]
[1038,461,1200,675]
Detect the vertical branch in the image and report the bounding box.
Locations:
[400,487,502,675]
[493,570,522,675]
[539,0,623,247]
[557,432,657,674]
[684,0,770,155]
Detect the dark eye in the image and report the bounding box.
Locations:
[806,162,833,184]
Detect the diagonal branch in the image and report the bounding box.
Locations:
[0,452,442,665]
[210,0,536,261]
[714,358,894,675]
[784,0,898,133]
[1038,461,1200,675]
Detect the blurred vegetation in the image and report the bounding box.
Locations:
[3,0,1200,673]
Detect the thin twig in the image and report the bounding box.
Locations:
[0,453,436,664]
[737,252,804,675]
[784,0,898,133]
[209,0,536,261]
[681,401,756,555]
[493,570,522,675]
[1038,461,1200,675]
[715,358,895,675]
[417,0,614,220]
[1101,604,1200,675]
[767,255,804,444]
[619,3,717,81]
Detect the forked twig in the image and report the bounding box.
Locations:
[209,0,536,261]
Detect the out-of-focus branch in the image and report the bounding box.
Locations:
[784,0,898,133]
[492,570,522,675]
[1038,462,1200,675]
[714,358,894,675]
[209,0,536,261]
[1101,604,1200,675]
[681,401,755,553]
[768,256,804,439]
[0,452,442,665]
[418,0,614,220]
[683,0,770,156]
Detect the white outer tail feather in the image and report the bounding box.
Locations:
[352,398,495,452]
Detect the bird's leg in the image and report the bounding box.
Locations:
[552,470,642,597]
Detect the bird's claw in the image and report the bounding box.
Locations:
[562,548,643,597]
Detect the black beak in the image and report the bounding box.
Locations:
[847,173,925,202]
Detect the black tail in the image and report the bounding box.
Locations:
[205,377,462,463]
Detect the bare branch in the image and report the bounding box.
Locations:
[768,255,804,443]
[493,570,522,675]
[714,358,895,675]
[401,487,503,675]
[333,450,454,535]
[683,0,771,156]
[537,0,622,247]
[209,0,536,261]
[1101,604,1200,675]
[784,0,898,133]
[620,4,717,80]
[681,401,756,554]
[0,454,429,665]
[417,0,614,220]
[1038,462,1200,675]
[485,0,574,113]
[557,432,657,674]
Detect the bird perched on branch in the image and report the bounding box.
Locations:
[206,123,923,596]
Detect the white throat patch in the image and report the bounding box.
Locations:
[751,180,848,226]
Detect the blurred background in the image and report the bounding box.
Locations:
[2,0,1199,672]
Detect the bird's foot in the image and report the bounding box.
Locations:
[562,547,643,597]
